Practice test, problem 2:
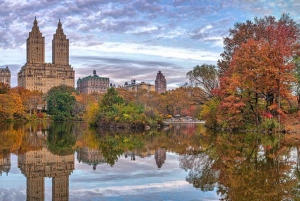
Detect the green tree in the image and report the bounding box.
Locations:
[47,85,76,121]
[47,122,76,155]
[99,87,124,112]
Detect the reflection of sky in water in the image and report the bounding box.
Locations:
[0,153,219,201]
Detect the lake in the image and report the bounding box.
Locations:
[0,122,298,201]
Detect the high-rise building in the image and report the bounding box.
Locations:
[77,70,110,94]
[155,71,166,93]
[18,17,75,93]
[0,66,10,86]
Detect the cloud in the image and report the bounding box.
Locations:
[72,42,220,61]
[1,0,299,89]
[70,180,190,197]
[71,55,187,88]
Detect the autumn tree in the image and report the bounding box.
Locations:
[217,14,300,129]
[11,87,44,116]
[0,82,10,94]
[187,64,219,100]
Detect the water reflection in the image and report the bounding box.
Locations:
[2,122,300,200]
[77,148,105,170]
[179,131,300,200]
[0,152,11,176]
[18,147,74,201]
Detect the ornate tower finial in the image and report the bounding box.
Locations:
[34,16,37,25]
[58,19,62,29]
[52,19,69,65]
[27,16,44,64]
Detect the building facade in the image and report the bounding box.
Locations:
[18,18,75,93]
[0,66,10,86]
[122,79,155,92]
[155,71,167,93]
[77,70,110,94]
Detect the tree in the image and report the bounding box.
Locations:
[187,64,219,100]
[99,87,124,112]
[47,85,76,121]
[217,14,300,129]
[12,87,44,116]
[47,122,76,155]
[0,82,10,94]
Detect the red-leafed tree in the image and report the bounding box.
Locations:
[217,14,300,129]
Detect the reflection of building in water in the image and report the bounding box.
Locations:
[0,153,11,176]
[155,148,166,169]
[18,147,74,201]
[124,148,153,161]
[77,147,105,170]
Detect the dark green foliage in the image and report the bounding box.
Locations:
[93,87,162,128]
[47,122,76,155]
[47,85,76,121]
[99,87,124,112]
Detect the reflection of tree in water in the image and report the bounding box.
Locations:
[180,152,219,191]
[76,124,206,167]
[47,122,76,155]
[180,131,299,200]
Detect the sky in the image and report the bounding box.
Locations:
[0,0,299,89]
[0,153,220,201]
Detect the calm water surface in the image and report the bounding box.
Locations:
[0,122,299,201]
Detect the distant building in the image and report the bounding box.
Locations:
[0,66,11,86]
[18,17,75,93]
[155,71,167,93]
[122,79,155,92]
[77,70,110,94]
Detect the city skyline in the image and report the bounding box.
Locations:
[0,0,298,89]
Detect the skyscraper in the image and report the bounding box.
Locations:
[155,71,167,93]
[18,17,75,93]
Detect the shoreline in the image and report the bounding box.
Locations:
[163,121,205,124]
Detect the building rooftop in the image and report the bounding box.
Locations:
[77,70,109,83]
[0,66,10,73]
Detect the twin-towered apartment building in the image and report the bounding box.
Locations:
[1,18,167,94]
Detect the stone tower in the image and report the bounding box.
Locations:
[27,17,45,64]
[155,71,167,93]
[52,19,69,65]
